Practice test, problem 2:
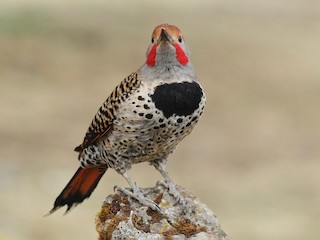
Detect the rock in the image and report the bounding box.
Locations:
[95,183,230,240]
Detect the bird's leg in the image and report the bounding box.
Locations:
[115,171,162,213]
[151,159,182,204]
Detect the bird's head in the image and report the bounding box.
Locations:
[146,23,190,67]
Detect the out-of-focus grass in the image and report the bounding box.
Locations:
[1,1,320,240]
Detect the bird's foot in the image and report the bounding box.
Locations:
[114,185,162,213]
[157,180,184,206]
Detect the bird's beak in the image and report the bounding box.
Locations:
[158,28,173,44]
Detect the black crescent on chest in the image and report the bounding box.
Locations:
[151,81,203,118]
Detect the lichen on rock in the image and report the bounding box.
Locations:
[96,183,230,240]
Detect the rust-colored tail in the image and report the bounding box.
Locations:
[48,165,107,214]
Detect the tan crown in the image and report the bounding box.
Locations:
[151,23,184,42]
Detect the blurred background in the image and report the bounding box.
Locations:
[1,0,320,239]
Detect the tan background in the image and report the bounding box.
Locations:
[1,0,320,239]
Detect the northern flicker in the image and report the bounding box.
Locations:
[49,23,206,214]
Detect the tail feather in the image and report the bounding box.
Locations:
[48,165,107,214]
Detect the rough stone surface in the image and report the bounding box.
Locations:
[95,183,230,240]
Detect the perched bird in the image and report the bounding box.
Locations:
[49,23,206,214]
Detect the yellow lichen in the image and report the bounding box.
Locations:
[95,194,130,240]
[163,218,207,239]
[132,213,150,232]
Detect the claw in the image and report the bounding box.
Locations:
[115,185,162,213]
[157,179,183,205]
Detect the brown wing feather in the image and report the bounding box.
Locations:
[75,72,141,152]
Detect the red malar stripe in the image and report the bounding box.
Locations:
[146,44,157,66]
[174,43,189,65]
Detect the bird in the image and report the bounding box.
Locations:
[49,23,206,214]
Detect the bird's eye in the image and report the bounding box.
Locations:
[151,37,154,43]
[178,36,183,43]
